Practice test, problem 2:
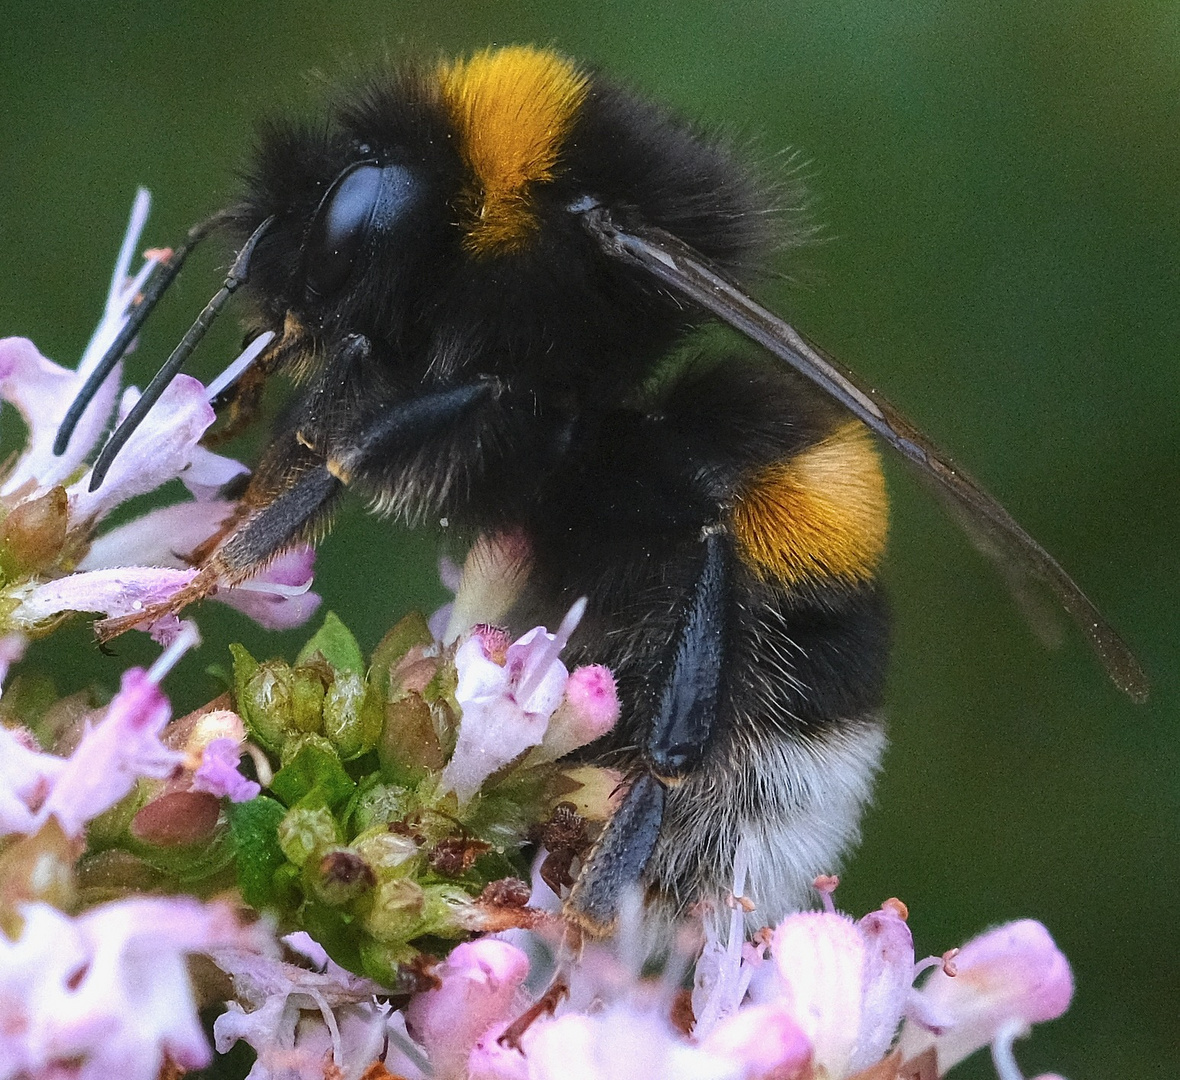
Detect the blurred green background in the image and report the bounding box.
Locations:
[1,1,1176,1076]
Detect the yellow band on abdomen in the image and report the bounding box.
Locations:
[730,422,888,587]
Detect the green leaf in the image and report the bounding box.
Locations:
[271,743,356,811]
[228,797,289,910]
[301,901,368,975]
[296,611,364,675]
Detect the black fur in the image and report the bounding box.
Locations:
[207,53,889,927]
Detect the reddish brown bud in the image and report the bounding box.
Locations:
[0,486,68,575]
[130,790,221,846]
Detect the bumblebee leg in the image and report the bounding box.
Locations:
[565,774,666,933]
[648,531,728,780]
[96,381,495,638]
[210,380,496,580]
[566,532,730,933]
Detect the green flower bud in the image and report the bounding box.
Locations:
[277,805,340,867]
[233,649,295,751]
[350,782,417,834]
[351,826,420,879]
[364,877,427,943]
[290,666,328,733]
[323,670,382,759]
[417,884,481,940]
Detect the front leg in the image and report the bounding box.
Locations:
[96,381,494,637]
[566,532,730,934]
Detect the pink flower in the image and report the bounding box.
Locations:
[441,599,604,802]
[0,896,264,1080]
[215,544,322,631]
[745,899,914,1078]
[36,667,181,836]
[692,843,764,1036]
[513,1007,746,1080]
[0,189,151,498]
[192,737,261,803]
[405,939,530,1080]
[0,723,66,834]
[0,625,198,839]
[78,502,322,634]
[896,920,1073,1074]
[66,376,231,526]
[0,191,319,656]
[697,1003,812,1080]
[8,566,200,645]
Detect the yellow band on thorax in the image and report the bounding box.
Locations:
[438,47,588,256]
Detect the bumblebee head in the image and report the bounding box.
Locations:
[234,46,776,399]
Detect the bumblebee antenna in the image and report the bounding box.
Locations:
[53,212,229,457]
[87,216,274,491]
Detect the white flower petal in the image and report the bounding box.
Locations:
[78,500,237,571]
[7,566,196,631]
[0,337,121,495]
[68,376,216,526]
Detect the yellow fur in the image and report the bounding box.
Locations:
[730,423,889,586]
[438,46,588,255]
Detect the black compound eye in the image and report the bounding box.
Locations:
[303,162,422,299]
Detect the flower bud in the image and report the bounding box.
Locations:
[305,847,377,906]
[533,664,619,763]
[364,877,428,943]
[277,805,340,867]
[0,486,68,578]
[351,825,420,878]
[289,665,328,733]
[130,790,221,846]
[232,649,290,751]
[0,819,77,933]
[370,610,435,697]
[182,709,247,762]
[350,783,416,834]
[323,669,382,759]
[380,692,447,780]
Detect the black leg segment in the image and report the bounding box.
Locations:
[565,773,666,933]
[647,530,729,779]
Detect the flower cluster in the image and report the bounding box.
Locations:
[222,599,620,985]
[0,588,624,1077]
[0,624,272,1080]
[0,195,1079,1080]
[0,189,320,663]
[206,859,1075,1080]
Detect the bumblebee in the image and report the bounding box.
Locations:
[56,45,1146,933]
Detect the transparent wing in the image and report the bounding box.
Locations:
[580,206,1147,703]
